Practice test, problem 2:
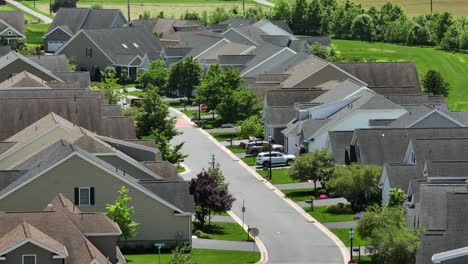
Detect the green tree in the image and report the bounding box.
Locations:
[388,188,405,207]
[289,149,335,189]
[326,164,382,209]
[207,162,228,191]
[101,67,121,104]
[357,206,421,264]
[168,57,202,99]
[422,69,450,97]
[306,0,324,35]
[51,0,76,13]
[196,64,225,117]
[271,0,292,21]
[169,243,197,264]
[351,14,375,42]
[209,7,229,24]
[290,0,307,34]
[137,60,169,94]
[217,88,261,123]
[428,12,454,44]
[136,86,178,139]
[237,115,264,139]
[147,129,187,164]
[106,186,139,240]
[407,24,430,46]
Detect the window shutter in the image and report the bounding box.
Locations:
[74,188,79,205]
[90,187,95,205]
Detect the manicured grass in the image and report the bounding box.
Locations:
[125,249,260,264]
[257,168,300,185]
[241,156,256,166]
[210,132,240,142]
[194,222,250,241]
[166,99,186,108]
[20,1,55,18]
[182,109,199,118]
[194,118,223,129]
[305,206,355,223]
[281,188,318,202]
[358,256,374,264]
[25,23,48,45]
[334,39,468,110]
[226,145,245,153]
[0,3,39,22]
[330,228,368,247]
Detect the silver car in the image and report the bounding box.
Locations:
[256,151,296,167]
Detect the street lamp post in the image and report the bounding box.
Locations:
[211,154,215,169]
[268,136,272,180]
[349,228,355,260]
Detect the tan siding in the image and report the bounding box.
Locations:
[0,243,62,264]
[0,155,191,242]
[58,32,113,72]
[0,127,68,169]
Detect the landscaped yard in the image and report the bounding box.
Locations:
[335,39,468,110]
[305,205,355,223]
[25,23,49,45]
[209,132,240,142]
[226,145,245,153]
[281,188,320,202]
[125,249,260,264]
[194,222,250,241]
[257,168,300,185]
[330,228,368,247]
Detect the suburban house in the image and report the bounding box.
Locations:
[0,193,125,263]
[44,8,127,52]
[133,18,204,37]
[0,114,195,248]
[56,26,163,80]
[0,11,25,49]
[280,84,407,155]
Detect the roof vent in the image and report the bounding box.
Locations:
[122,44,128,49]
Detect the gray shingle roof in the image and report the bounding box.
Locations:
[0,11,24,35]
[383,163,417,192]
[82,27,163,66]
[298,36,331,46]
[219,18,254,27]
[425,160,468,178]
[335,62,421,94]
[26,55,71,73]
[139,181,195,213]
[264,106,296,127]
[329,131,354,164]
[270,20,293,34]
[53,72,91,88]
[265,88,325,107]
[351,127,468,166]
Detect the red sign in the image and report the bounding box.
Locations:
[348,260,358,264]
[200,104,207,111]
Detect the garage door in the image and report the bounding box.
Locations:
[48,41,65,52]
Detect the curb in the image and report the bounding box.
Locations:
[178,162,191,175]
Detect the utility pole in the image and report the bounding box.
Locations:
[430,0,433,13]
[127,0,131,22]
[243,0,245,16]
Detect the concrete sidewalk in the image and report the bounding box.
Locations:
[6,0,53,23]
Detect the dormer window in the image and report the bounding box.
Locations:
[122,44,128,49]
[133,43,139,48]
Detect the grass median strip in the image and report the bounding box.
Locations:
[330,228,368,247]
[194,222,250,242]
[125,249,260,264]
[257,168,300,185]
[281,188,318,202]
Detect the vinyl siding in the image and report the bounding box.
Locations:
[0,155,191,243]
[0,127,68,170]
[58,32,113,72]
[0,243,62,264]
[44,28,72,52]
[96,155,157,180]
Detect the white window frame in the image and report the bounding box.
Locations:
[79,187,91,206]
[22,254,36,264]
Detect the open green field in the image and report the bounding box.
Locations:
[125,249,260,264]
[334,39,468,110]
[25,23,48,45]
[23,0,264,21]
[0,3,42,22]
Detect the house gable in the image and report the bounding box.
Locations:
[0,58,61,83]
[292,64,357,88]
[409,110,465,128]
[0,241,64,264]
[0,154,190,241]
[43,27,73,43]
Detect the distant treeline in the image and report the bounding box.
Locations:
[163,0,467,51]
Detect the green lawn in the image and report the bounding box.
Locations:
[241,156,256,166]
[182,109,199,118]
[226,145,245,153]
[281,188,318,202]
[305,206,355,223]
[209,132,240,142]
[330,228,368,247]
[257,168,300,185]
[125,249,260,264]
[194,222,249,242]
[166,99,186,108]
[25,23,48,45]
[334,39,468,110]
[20,1,55,19]
[194,118,223,129]
[0,3,40,22]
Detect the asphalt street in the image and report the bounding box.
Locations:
[170,109,346,264]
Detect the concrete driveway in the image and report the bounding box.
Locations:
[171,108,347,264]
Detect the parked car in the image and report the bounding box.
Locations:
[245,141,284,156]
[256,151,296,167]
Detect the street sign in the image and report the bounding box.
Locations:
[200,104,207,111]
[154,243,165,249]
[348,260,358,264]
[249,227,259,237]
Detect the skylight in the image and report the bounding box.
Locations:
[133,43,139,48]
[122,44,128,49]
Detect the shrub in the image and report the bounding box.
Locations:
[326,204,354,214]
[193,230,212,239]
